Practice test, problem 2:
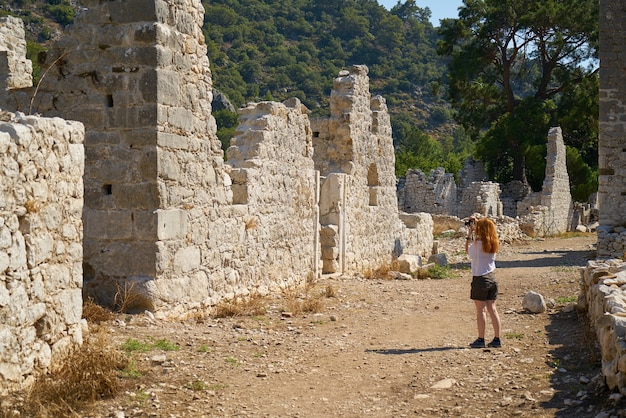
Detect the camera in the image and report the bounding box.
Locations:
[464,219,474,226]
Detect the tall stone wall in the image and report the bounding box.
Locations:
[597,0,626,258]
[311,66,431,273]
[0,111,85,395]
[0,0,224,310]
[225,98,319,293]
[539,127,573,234]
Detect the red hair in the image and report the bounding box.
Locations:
[475,218,499,254]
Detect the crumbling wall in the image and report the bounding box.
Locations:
[457,182,502,219]
[517,127,572,237]
[0,16,32,90]
[0,111,85,395]
[597,0,626,258]
[0,0,230,313]
[457,156,488,194]
[311,66,431,273]
[397,167,457,215]
[540,127,573,233]
[224,98,319,294]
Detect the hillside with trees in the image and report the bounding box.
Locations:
[0,0,599,202]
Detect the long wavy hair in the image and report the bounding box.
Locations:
[475,218,499,254]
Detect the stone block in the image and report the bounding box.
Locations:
[83,209,134,240]
[428,253,448,267]
[397,254,421,274]
[113,182,160,210]
[157,209,187,240]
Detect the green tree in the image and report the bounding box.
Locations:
[438,0,598,190]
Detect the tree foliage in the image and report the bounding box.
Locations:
[438,0,599,199]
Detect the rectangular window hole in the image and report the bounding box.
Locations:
[102,184,112,195]
[106,94,114,107]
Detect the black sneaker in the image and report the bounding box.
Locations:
[487,338,502,348]
[469,338,485,348]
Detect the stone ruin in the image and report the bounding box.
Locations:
[0,112,85,396]
[397,126,574,237]
[0,1,432,393]
[396,167,458,215]
[578,0,626,396]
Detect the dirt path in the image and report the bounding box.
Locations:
[78,235,625,417]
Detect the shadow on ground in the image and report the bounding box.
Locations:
[540,308,618,417]
[365,347,464,355]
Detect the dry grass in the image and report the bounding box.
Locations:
[281,282,326,315]
[82,298,115,324]
[362,260,402,280]
[113,280,154,313]
[212,293,268,318]
[322,284,336,298]
[285,295,323,315]
[1,328,128,417]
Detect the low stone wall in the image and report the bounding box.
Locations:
[597,226,626,259]
[581,259,626,395]
[0,111,85,395]
[397,168,457,215]
[457,181,502,219]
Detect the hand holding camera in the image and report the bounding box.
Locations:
[465,217,476,241]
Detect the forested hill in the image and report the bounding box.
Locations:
[203,0,448,121]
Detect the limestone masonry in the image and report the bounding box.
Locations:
[0,0,617,397]
[0,1,430,391]
[0,111,85,396]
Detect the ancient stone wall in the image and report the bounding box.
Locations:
[0,111,85,395]
[457,156,488,193]
[0,0,234,313]
[581,259,626,395]
[597,0,626,258]
[224,98,319,294]
[457,182,502,219]
[517,127,573,237]
[311,66,431,273]
[0,4,430,317]
[397,168,457,215]
[0,16,32,90]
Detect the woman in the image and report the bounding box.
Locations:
[465,217,502,348]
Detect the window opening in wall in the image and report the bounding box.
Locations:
[313,131,320,138]
[367,163,379,206]
[102,184,112,195]
[106,94,113,107]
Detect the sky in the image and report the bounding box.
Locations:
[378,0,464,26]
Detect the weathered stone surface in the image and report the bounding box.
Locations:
[0,113,84,396]
[598,0,626,256]
[397,254,422,274]
[0,1,434,397]
[581,259,626,395]
[522,291,547,313]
